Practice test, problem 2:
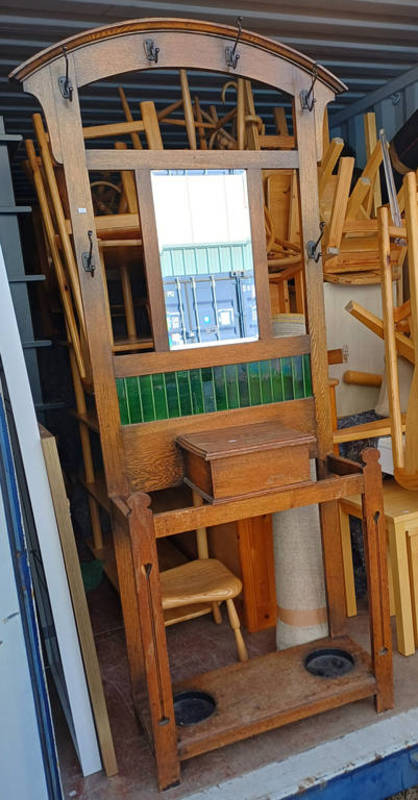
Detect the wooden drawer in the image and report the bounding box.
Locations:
[177,421,315,502]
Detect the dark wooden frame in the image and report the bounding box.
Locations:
[12,19,393,790]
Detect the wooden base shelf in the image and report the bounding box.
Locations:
[174,635,376,761]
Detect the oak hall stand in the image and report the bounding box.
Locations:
[12,20,393,789]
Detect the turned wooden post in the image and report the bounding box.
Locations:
[361,448,394,712]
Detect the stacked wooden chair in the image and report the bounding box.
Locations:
[338,172,418,656]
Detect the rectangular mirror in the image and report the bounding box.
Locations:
[150,169,258,349]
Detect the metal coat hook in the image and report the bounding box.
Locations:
[225,17,243,69]
[144,38,160,63]
[300,65,318,112]
[82,230,95,276]
[307,222,325,262]
[58,46,73,101]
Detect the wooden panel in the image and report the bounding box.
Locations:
[174,635,375,761]
[208,446,311,500]
[123,398,316,492]
[294,71,333,459]
[48,61,126,497]
[86,149,299,172]
[41,428,118,777]
[134,169,169,351]
[114,335,311,378]
[13,20,346,95]
[154,473,365,538]
[247,168,272,340]
[238,515,277,632]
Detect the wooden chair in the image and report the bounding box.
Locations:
[339,481,418,657]
[380,172,418,490]
[161,554,248,662]
[337,172,418,654]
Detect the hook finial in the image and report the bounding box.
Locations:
[225,16,243,69]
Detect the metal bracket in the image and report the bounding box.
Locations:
[58,46,73,101]
[144,38,160,63]
[300,65,318,112]
[81,230,95,276]
[225,17,243,69]
[306,222,325,262]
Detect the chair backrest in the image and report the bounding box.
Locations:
[380,171,418,489]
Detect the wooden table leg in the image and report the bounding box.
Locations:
[338,504,357,617]
[388,520,415,656]
[361,449,394,711]
[407,528,418,648]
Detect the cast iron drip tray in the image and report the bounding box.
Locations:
[173,690,216,726]
[304,647,355,678]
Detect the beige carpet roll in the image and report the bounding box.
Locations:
[273,461,328,650]
[272,314,328,649]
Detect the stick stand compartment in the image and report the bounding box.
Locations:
[174,636,375,760]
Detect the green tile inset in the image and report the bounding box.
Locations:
[177,371,193,416]
[260,359,273,405]
[190,369,204,414]
[225,363,240,409]
[116,353,313,424]
[248,361,262,406]
[292,355,305,399]
[237,362,250,407]
[281,357,294,401]
[152,373,169,420]
[271,359,284,402]
[214,365,228,411]
[117,378,130,425]
[302,354,313,397]
[126,376,142,423]
[202,367,216,413]
[139,375,155,422]
[165,372,181,418]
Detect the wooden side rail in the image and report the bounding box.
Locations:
[346,301,414,364]
[114,335,311,378]
[153,471,365,539]
[334,415,406,445]
[343,370,382,387]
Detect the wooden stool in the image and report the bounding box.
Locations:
[339,479,418,656]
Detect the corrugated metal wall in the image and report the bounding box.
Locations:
[331,71,418,167]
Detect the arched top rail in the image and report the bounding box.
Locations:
[10,17,346,94]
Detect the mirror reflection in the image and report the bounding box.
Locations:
[151,169,258,349]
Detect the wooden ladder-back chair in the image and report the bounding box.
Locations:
[12,19,393,789]
[161,511,248,662]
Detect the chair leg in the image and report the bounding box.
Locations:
[226,598,248,662]
[212,602,222,624]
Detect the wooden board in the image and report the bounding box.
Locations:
[174,635,376,760]
[40,427,118,777]
[123,398,316,492]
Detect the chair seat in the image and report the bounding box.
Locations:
[160,558,242,610]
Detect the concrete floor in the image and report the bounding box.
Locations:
[57,579,418,800]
